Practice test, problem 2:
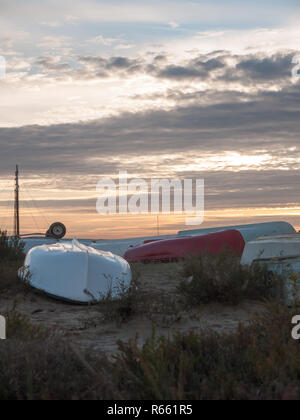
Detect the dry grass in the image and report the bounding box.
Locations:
[1,232,300,400]
[178,250,279,306]
[1,303,300,400]
[0,230,26,294]
[92,263,183,327]
[113,303,300,400]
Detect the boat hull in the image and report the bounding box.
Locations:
[19,239,132,304]
[241,234,300,305]
[124,229,246,263]
[178,221,296,241]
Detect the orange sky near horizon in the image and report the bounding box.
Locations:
[1,171,300,239]
[1,155,300,239]
[1,3,300,240]
[1,200,299,239]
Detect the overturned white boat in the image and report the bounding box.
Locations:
[20,239,132,304]
[241,234,300,305]
[178,221,296,241]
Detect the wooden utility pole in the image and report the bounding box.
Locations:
[14,165,20,237]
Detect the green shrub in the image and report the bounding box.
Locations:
[114,303,300,400]
[5,308,47,341]
[178,250,276,306]
[0,304,300,400]
[0,230,25,262]
[0,231,25,292]
[95,264,182,326]
[95,264,142,324]
[0,307,116,400]
[97,280,140,324]
[0,338,115,400]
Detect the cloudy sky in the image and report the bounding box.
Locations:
[0,0,300,238]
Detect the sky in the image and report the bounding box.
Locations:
[0,0,300,238]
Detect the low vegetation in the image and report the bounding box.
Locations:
[1,303,300,400]
[1,232,300,400]
[179,250,280,306]
[0,230,25,293]
[0,333,115,400]
[95,265,142,324]
[5,308,48,341]
[95,264,182,327]
[0,230,25,262]
[114,303,300,400]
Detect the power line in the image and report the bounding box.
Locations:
[22,185,50,230]
[0,175,14,235]
[22,197,42,233]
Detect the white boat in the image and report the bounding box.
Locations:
[20,239,132,304]
[241,234,300,305]
[178,221,296,242]
[21,234,176,255]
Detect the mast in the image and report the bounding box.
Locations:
[14,165,20,237]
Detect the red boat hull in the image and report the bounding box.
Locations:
[124,229,246,263]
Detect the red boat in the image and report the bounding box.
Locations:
[124,229,246,263]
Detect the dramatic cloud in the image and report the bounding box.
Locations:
[155,57,225,80]
[235,53,295,81]
[1,1,300,236]
[1,79,300,174]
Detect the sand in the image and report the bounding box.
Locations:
[0,262,264,354]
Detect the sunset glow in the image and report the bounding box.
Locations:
[1,0,300,238]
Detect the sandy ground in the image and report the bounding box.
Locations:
[0,263,265,354]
